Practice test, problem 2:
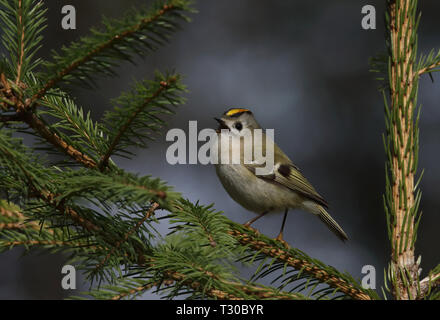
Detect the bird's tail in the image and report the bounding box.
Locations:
[316,205,349,242]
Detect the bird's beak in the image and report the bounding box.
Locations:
[214,118,228,132]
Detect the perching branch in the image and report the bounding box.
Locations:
[227,224,374,300]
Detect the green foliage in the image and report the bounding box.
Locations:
[169,199,238,250]
[418,48,440,76]
[0,0,194,294]
[229,222,378,300]
[373,0,439,299]
[3,0,436,301]
[38,0,193,92]
[0,0,378,300]
[426,267,440,300]
[382,0,420,256]
[101,72,186,166]
[0,128,53,198]
[0,0,46,81]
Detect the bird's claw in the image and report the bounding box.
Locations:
[242,224,260,236]
[274,235,290,249]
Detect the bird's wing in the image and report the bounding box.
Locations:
[243,139,329,208]
[272,163,328,208]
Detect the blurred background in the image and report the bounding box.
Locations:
[1,0,439,299]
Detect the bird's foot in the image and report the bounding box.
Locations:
[274,234,290,249]
[242,223,260,236]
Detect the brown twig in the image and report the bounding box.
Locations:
[111,282,159,300]
[0,73,26,110]
[0,222,25,230]
[0,203,48,232]
[15,0,25,85]
[0,205,22,218]
[109,271,243,300]
[21,111,97,168]
[418,60,440,77]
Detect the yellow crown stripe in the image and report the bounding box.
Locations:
[226,108,250,116]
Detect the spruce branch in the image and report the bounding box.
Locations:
[82,271,306,300]
[0,0,46,83]
[0,130,101,232]
[7,73,185,170]
[227,223,374,300]
[100,72,185,169]
[81,200,308,300]
[37,89,109,161]
[169,199,237,249]
[419,266,440,299]
[383,0,422,300]
[0,72,27,111]
[417,49,440,76]
[123,233,307,300]
[157,270,306,300]
[55,170,172,206]
[94,202,159,271]
[109,280,158,300]
[0,222,25,230]
[15,0,25,85]
[0,201,95,255]
[22,111,98,168]
[0,202,41,232]
[1,240,66,246]
[31,0,192,104]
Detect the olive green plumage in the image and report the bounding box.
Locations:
[214,108,348,242]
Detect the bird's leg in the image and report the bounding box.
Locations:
[275,209,290,249]
[243,211,267,235]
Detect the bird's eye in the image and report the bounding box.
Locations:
[234,122,243,131]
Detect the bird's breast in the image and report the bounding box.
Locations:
[215,164,303,214]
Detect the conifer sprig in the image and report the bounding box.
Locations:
[417,48,440,76]
[37,89,108,161]
[31,0,193,104]
[228,223,376,300]
[370,0,440,299]
[100,72,185,169]
[0,0,46,83]
[2,0,437,301]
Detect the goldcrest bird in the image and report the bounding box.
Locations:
[213,108,348,244]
